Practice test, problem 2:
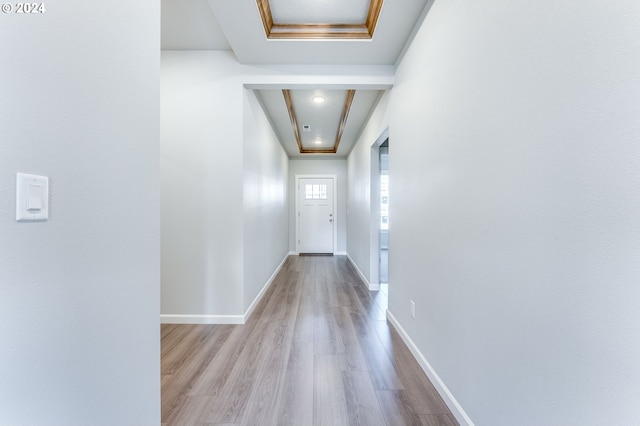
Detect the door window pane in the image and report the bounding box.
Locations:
[305,184,327,200]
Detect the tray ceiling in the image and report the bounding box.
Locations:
[161,0,431,157]
[256,89,383,157]
[257,0,383,39]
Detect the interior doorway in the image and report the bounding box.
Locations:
[369,130,388,291]
[379,140,389,285]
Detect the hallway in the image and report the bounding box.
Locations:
[161,255,457,425]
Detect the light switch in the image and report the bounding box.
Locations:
[27,184,43,211]
[16,173,49,222]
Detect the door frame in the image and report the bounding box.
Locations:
[295,174,338,255]
[369,128,389,289]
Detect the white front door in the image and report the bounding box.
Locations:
[298,177,334,254]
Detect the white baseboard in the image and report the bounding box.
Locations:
[243,254,289,321]
[346,254,377,290]
[386,310,474,426]
[160,314,244,324]
[161,254,290,325]
[291,251,347,256]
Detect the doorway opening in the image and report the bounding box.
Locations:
[379,140,389,287]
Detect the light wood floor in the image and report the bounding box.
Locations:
[161,255,458,426]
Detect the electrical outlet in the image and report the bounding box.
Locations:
[410,300,415,319]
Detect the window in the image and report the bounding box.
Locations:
[380,175,389,230]
[305,184,327,200]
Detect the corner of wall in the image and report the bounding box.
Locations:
[243,253,290,322]
[347,254,375,291]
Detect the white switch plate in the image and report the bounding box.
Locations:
[16,173,49,222]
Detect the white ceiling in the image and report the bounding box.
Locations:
[161,0,429,157]
[161,0,231,50]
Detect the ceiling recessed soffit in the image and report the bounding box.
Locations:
[283,89,356,154]
[256,0,384,40]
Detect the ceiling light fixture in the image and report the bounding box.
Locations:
[312,95,326,104]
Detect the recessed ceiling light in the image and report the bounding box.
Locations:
[312,95,325,103]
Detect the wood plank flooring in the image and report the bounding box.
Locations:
[161,255,458,426]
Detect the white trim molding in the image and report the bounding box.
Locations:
[160,314,244,325]
[386,310,474,426]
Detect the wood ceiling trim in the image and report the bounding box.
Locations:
[282,89,304,154]
[365,0,384,36]
[257,0,384,40]
[282,89,357,155]
[256,0,274,37]
[333,90,356,153]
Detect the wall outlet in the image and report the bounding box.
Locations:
[410,300,415,319]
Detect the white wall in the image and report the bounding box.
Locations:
[243,89,290,310]
[289,159,348,253]
[161,50,393,322]
[161,51,245,319]
[387,1,640,425]
[347,93,390,285]
[0,2,160,424]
